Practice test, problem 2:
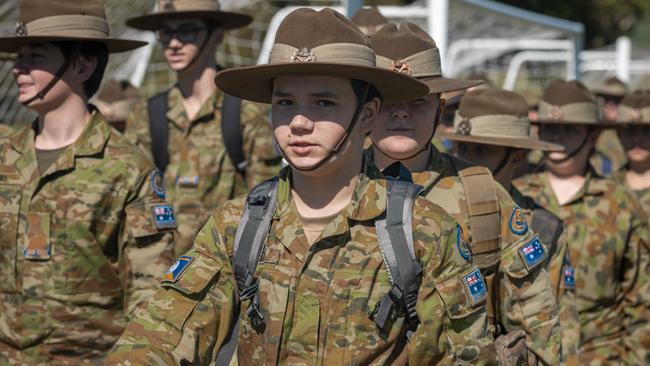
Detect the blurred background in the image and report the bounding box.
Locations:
[0,0,648,125]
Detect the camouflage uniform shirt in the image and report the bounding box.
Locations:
[368,146,563,365]
[0,113,176,364]
[125,87,281,255]
[107,157,496,365]
[515,170,650,365]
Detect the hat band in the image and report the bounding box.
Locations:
[538,100,599,123]
[376,48,442,78]
[618,105,650,124]
[269,43,376,67]
[158,0,220,12]
[453,111,530,138]
[21,15,109,38]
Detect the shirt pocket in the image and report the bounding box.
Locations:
[237,263,291,366]
[0,183,21,292]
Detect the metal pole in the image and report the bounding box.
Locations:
[616,36,631,83]
[346,0,363,18]
[428,0,449,74]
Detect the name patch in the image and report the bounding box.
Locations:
[152,204,176,229]
[456,226,472,262]
[509,207,529,235]
[463,268,487,305]
[164,255,194,282]
[518,236,545,270]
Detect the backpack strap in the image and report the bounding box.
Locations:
[221,94,247,177]
[371,175,423,340]
[531,206,563,261]
[215,178,279,365]
[457,166,501,269]
[147,91,170,172]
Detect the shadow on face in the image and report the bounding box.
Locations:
[618,126,650,163]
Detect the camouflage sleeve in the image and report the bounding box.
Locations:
[241,100,282,188]
[622,199,650,365]
[120,169,176,317]
[409,199,496,365]
[107,202,241,365]
[123,98,155,161]
[495,186,563,365]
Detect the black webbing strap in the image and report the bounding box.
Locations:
[531,207,563,259]
[215,178,278,365]
[221,94,247,177]
[371,171,423,341]
[147,91,170,172]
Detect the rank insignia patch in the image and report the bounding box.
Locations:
[518,236,545,270]
[509,207,528,235]
[456,226,472,262]
[152,204,176,229]
[164,255,194,282]
[150,170,166,198]
[463,268,487,305]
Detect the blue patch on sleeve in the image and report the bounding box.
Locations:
[509,207,529,235]
[456,226,472,262]
[563,255,575,289]
[518,236,545,269]
[463,268,487,305]
[152,204,176,229]
[163,255,194,282]
[150,170,166,198]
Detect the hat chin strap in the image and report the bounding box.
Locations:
[281,84,369,173]
[22,50,76,106]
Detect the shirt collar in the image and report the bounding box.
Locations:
[166,86,223,128]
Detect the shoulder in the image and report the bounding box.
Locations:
[103,130,156,179]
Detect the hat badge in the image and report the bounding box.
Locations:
[391,59,412,76]
[290,47,316,63]
[551,105,564,121]
[162,0,175,12]
[15,22,27,36]
[630,108,642,123]
[457,118,472,135]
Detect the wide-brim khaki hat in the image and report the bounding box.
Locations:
[437,88,563,152]
[614,90,650,126]
[0,0,146,53]
[127,0,252,31]
[351,7,388,36]
[215,8,428,104]
[371,22,482,95]
[535,79,621,128]
[593,76,627,99]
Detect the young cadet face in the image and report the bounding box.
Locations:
[539,124,596,173]
[271,75,377,173]
[159,18,221,71]
[618,126,650,164]
[372,94,441,159]
[12,43,96,110]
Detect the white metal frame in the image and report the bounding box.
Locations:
[502,51,572,90]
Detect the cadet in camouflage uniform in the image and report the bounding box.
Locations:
[125,0,281,255]
[591,77,628,177]
[0,1,176,364]
[107,8,496,365]
[439,88,580,365]
[368,22,562,365]
[514,80,650,365]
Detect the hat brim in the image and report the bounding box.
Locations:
[127,11,252,31]
[419,76,483,94]
[436,131,564,152]
[214,62,429,104]
[532,119,624,129]
[0,36,146,53]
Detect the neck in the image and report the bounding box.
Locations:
[625,159,650,191]
[372,143,431,172]
[546,163,588,205]
[35,94,91,150]
[177,61,218,101]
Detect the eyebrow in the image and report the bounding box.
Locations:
[272,90,341,99]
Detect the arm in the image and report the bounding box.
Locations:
[240,100,282,188]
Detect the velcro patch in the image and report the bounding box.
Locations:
[509,207,529,235]
[152,204,176,229]
[563,264,575,289]
[518,236,545,270]
[150,170,166,198]
[163,255,194,283]
[463,268,487,305]
[456,226,472,262]
[177,175,200,188]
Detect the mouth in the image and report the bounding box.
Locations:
[387,127,413,132]
[288,141,317,156]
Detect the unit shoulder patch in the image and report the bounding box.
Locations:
[456,226,472,262]
[150,170,166,198]
[517,236,545,270]
[463,268,487,305]
[152,204,176,229]
[163,255,194,283]
[509,207,529,235]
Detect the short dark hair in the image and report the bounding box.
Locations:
[55,41,109,99]
[350,79,381,105]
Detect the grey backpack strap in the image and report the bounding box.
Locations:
[147,91,170,172]
[370,173,423,341]
[215,178,279,365]
[531,206,563,260]
[221,94,247,177]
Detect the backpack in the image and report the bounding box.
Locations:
[147,91,247,176]
[215,163,423,364]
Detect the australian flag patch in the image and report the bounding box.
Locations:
[152,204,176,229]
[518,236,545,270]
[463,268,487,305]
[163,255,194,283]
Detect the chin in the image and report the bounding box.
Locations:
[628,149,650,163]
[377,139,420,160]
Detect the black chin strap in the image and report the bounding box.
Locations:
[491,148,513,178]
[371,107,441,162]
[280,84,370,172]
[543,132,590,164]
[179,26,214,72]
[22,44,79,106]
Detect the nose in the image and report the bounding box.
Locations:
[11,59,27,77]
[288,113,314,132]
[392,105,410,120]
[167,37,183,49]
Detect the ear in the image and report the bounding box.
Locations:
[70,53,98,84]
[358,97,380,135]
